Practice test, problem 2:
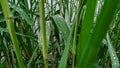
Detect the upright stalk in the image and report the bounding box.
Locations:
[72,0,84,68]
[51,0,53,15]
[60,0,62,15]
[0,0,24,68]
[39,0,48,68]
[70,0,73,20]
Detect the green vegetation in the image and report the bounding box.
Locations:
[0,0,120,68]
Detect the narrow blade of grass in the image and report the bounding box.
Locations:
[27,46,38,68]
[0,27,35,39]
[106,33,119,68]
[9,3,33,25]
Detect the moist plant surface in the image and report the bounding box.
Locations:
[0,0,120,68]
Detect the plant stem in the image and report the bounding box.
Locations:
[60,0,62,15]
[0,0,24,68]
[39,0,48,68]
[51,0,53,15]
[72,0,84,68]
[70,0,73,20]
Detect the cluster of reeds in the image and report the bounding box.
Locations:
[0,0,120,68]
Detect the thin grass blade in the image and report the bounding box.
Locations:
[106,33,119,68]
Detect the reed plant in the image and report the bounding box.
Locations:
[0,0,120,68]
[0,0,24,68]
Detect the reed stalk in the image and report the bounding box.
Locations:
[39,0,48,68]
[0,0,24,68]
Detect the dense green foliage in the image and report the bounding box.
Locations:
[0,0,120,68]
